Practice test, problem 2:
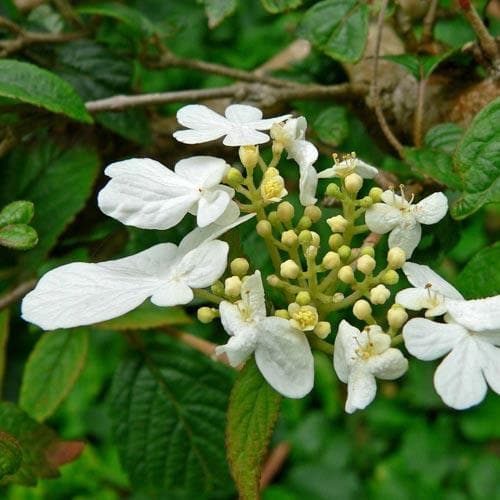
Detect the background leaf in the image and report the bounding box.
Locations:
[226,358,282,500]
[20,329,89,421]
[313,106,349,147]
[0,60,92,123]
[424,123,463,154]
[0,201,34,227]
[261,0,302,14]
[0,431,22,480]
[202,0,237,28]
[0,224,38,250]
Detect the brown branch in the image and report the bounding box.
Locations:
[0,279,36,310]
[413,71,427,147]
[260,442,291,490]
[371,0,405,157]
[422,0,439,44]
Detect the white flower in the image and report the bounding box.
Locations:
[365,189,448,258]
[98,156,238,230]
[271,117,318,206]
[317,154,378,179]
[21,215,254,331]
[216,271,314,398]
[173,104,291,146]
[403,294,500,409]
[334,320,408,413]
[396,262,464,317]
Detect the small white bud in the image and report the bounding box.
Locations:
[296,291,311,305]
[357,254,376,275]
[338,265,355,284]
[239,145,259,169]
[230,258,249,276]
[256,220,272,237]
[197,307,217,324]
[281,229,298,246]
[310,231,321,247]
[280,259,300,279]
[387,305,409,329]
[344,173,363,194]
[305,245,317,259]
[353,300,372,320]
[326,215,348,233]
[370,284,391,305]
[224,276,242,298]
[304,205,322,223]
[314,321,331,339]
[387,247,406,269]
[333,292,345,302]
[322,251,340,270]
[277,201,294,222]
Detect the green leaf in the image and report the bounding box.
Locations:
[109,334,234,496]
[226,358,282,500]
[202,0,237,28]
[384,52,453,79]
[451,98,500,219]
[0,431,22,480]
[1,140,99,268]
[0,402,84,485]
[0,60,92,123]
[0,224,38,250]
[298,0,369,63]
[20,329,89,422]
[0,309,8,395]
[96,302,191,330]
[0,200,34,227]
[455,243,500,299]
[261,0,302,14]
[424,123,463,154]
[421,52,453,79]
[313,106,349,146]
[384,54,421,79]
[77,2,155,36]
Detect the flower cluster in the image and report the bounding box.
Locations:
[22,103,499,412]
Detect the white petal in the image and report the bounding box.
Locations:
[241,271,266,320]
[381,190,403,206]
[355,159,379,178]
[367,348,408,380]
[287,140,319,168]
[176,240,229,289]
[345,366,377,413]
[414,192,448,224]
[434,336,487,409]
[333,320,359,383]
[446,296,500,332]
[250,114,293,130]
[401,263,463,300]
[478,340,500,395]
[403,318,467,360]
[98,158,198,230]
[173,129,228,144]
[365,203,402,234]
[223,128,270,146]
[388,222,422,257]
[317,166,339,179]
[151,281,193,306]
[396,288,446,316]
[225,104,262,122]
[255,317,314,398]
[22,243,178,330]
[216,329,257,367]
[197,189,232,227]
[174,156,228,189]
[299,164,318,206]
[219,301,247,337]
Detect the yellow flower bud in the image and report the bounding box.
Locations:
[322,251,340,270]
[225,167,244,185]
[268,211,279,227]
[304,205,322,223]
[380,269,399,285]
[357,254,376,275]
[210,281,225,296]
[358,196,373,208]
[239,145,259,169]
[197,306,217,324]
[281,229,298,246]
[361,246,375,257]
[338,265,355,284]
[256,220,272,237]
[230,258,249,276]
[369,187,383,202]
[370,284,391,304]
[387,304,408,329]
[345,173,363,194]
[277,201,294,222]
[261,168,287,202]
[314,321,331,339]
[387,247,406,269]
[310,231,321,247]
[333,292,345,302]
[353,300,372,321]
[327,215,348,233]
[297,215,312,230]
[288,303,319,331]
[296,291,311,306]
[267,274,281,287]
[326,182,341,197]
[280,259,301,279]
[272,140,284,157]
[274,309,289,319]
[338,245,351,261]
[305,245,317,259]
[328,234,343,250]
[298,230,312,246]
[225,276,242,298]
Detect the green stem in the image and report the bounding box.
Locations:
[193,289,223,304]
[307,333,334,355]
[320,290,363,314]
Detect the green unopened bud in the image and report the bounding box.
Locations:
[281,229,298,247]
[387,247,406,269]
[239,145,259,169]
[256,220,272,237]
[353,300,372,321]
[277,201,294,223]
[387,304,408,329]
[327,215,348,233]
[296,291,311,306]
[210,281,225,296]
[326,182,341,197]
[361,246,375,257]
[345,173,363,194]
[314,321,331,339]
[358,196,373,208]
[357,254,376,275]
[370,284,391,304]
[197,306,217,324]
[369,187,383,202]
[381,269,399,285]
[338,265,355,284]
[304,205,322,223]
[268,211,280,227]
[230,258,249,276]
[267,274,281,287]
[280,259,301,279]
[338,245,351,261]
[274,309,289,319]
[225,276,242,298]
[225,167,244,185]
[328,234,343,250]
[297,215,312,230]
[298,229,312,246]
[322,251,340,270]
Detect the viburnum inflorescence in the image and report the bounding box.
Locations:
[21,103,500,412]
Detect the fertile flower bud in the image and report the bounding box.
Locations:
[345,173,363,194]
[361,246,375,257]
[296,291,311,306]
[326,182,341,197]
[304,205,322,223]
[277,201,294,222]
[380,269,399,285]
[280,260,300,279]
[210,281,224,296]
[239,145,259,169]
[358,196,373,208]
[370,284,391,304]
[314,321,331,339]
[327,215,348,233]
[333,292,345,302]
[322,251,340,270]
[274,309,289,319]
[261,167,287,202]
[267,274,280,287]
[225,276,242,298]
[298,230,312,246]
[225,167,244,185]
[305,245,317,259]
[328,234,343,250]
[256,220,272,237]
[338,265,355,284]
[353,300,372,320]
[197,306,217,324]
[297,215,312,230]
[387,247,406,269]
[357,254,376,275]
[387,304,408,329]
[288,303,318,331]
[310,231,320,247]
[369,187,383,202]
[338,245,351,261]
[230,258,249,276]
[281,229,298,247]
[268,211,279,227]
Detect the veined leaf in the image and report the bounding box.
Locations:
[424,123,463,154]
[0,60,92,123]
[202,0,237,28]
[261,0,302,14]
[0,201,34,227]
[226,358,282,500]
[0,431,22,480]
[0,224,38,250]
